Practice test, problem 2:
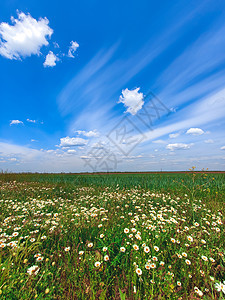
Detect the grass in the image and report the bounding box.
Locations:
[0,171,224,299]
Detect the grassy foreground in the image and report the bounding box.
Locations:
[0,171,224,299]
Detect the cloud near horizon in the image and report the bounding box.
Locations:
[59,137,88,147]
[166,143,193,151]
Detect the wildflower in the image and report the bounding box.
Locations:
[154,246,159,252]
[27,265,39,276]
[124,228,129,233]
[182,252,187,258]
[136,268,142,275]
[171,238,176,243]
[30,238,35,243]
[160,261,165,266]
[209,257,215,263]
[64,247,70,252]
[102,247,108,252]
[133,244,139,251]
[120,247,126,252]
[144,246,150,253]
[79,251,84,255]
[145,264,150,270]
[12,232,19,237]
[187,236,193,242]
[201,255,208,261]
[100,234,104,238]
[87,243,93,248]
[36,256,44,262]
[135,234,141,240]
[45,288,50,294]
[177,281,181,286]
[150,263,156,269]
[94,261,101,268]
[34,253,41,258]
[185,259,191,265]
[194,287,203,297]
[104,255,109,261]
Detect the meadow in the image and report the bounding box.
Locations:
[0,171,224,299]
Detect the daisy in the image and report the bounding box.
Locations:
[87,243,93,248]
[27,265,39,276]
[201,255,208,261]
[185,259,191,265]
[94,261,101,268]
[36,256,44,262]
[104,255,109,261]
[187,236,193,242]
[144,246,150,253]
[136,268,142,275]
[133,244,139,251]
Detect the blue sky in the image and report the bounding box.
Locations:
[0,0,225,172]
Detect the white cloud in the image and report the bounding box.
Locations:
[43,51,58,67]
[221,146,225,150]
[10,120,23,125]
[27,119,36,123]
[118,87,144,115]
[204,139,214,144]
[169,133,180,138]
[152,139,166,144]
[166,143,192,151]
[186,128,204,135]
[68,41,79,58]
[67,149,76,154]
[75,130,99,137]
[59,137,88,147]
[0,12,53,60]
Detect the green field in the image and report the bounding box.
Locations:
[0,171,224,299]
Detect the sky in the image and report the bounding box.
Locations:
[0,0,225,172]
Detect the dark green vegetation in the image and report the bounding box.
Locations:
[0,171,224,299]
